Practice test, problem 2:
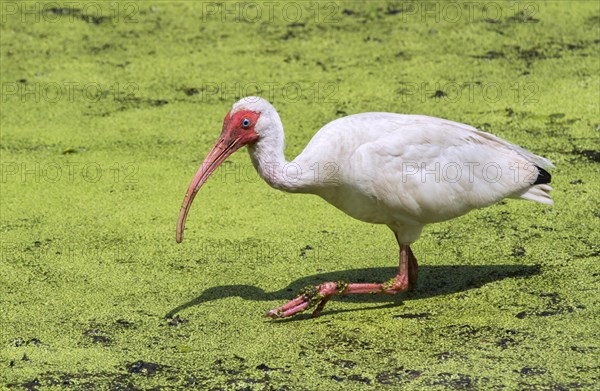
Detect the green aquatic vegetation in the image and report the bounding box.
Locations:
[1,1,599,389]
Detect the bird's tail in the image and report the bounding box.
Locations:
[510,165,554,205]
[517,184,554,205]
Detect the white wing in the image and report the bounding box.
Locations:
[296,113,552,234]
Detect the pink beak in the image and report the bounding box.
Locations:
[176,135,243,243]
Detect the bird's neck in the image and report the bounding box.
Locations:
[247,126,312,194]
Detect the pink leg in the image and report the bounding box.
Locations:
[266,244,418,318]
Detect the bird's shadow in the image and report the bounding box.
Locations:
[166,264,540,320]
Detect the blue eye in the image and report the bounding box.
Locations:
[241,118,251,128]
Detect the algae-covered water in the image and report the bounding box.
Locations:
[1,1,599,389]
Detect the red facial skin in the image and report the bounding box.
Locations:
[176,110,261,243]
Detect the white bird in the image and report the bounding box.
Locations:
[176,96,553,318]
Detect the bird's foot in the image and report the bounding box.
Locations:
[266,244,418,319]
[265,282,342,319]
[265,277,413,319]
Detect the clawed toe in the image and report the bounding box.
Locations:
[266,284,334,319]
[264,259,417,319]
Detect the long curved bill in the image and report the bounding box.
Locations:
[176,136,242,243]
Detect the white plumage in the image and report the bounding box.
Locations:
[177,96,553,318]
[243,98,553,243]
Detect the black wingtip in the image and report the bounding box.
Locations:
[534,166,551,185]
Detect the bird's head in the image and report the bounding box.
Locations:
[176,96,277,243]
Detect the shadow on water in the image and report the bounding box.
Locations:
[165,264,541,319]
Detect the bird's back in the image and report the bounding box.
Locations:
[294,113,552,240]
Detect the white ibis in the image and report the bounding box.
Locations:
[176,96,553,318]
